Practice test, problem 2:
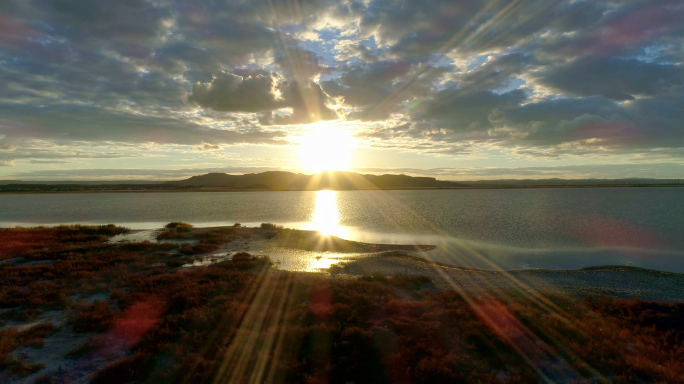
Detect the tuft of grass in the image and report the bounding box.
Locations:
[90,353,151,384]
[232,252,253,262]
[69,301,118,333]
[260,222,283,230]
[0,355,44,377]
[67,338,96,359]
[164,222,193,233]
[179,243,219,255]
[164,222,186,229]
[175,224,193,233]
[166,259,186,268]
[0,323,56,377]
[156,231,189,240]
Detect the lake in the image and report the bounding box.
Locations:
[1,188,683,272]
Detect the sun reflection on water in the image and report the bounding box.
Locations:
[308,190,347,237]
[309,255,343,271]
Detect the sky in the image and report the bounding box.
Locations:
[0,0,683,181]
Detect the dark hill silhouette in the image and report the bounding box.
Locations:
[168,172,684,190]
[169,171,439,190]
[1,175,681,192]
[238,183,271,190]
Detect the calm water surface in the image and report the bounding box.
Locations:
[1,188,683,272]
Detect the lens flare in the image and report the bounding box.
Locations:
[298,122,354,173]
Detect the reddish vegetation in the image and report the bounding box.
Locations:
[155,231,189,240]
[1,226,683,384]
[69,301,119,333]
[179,242,219,255]
[0,323,57,377]
[0,224,128,260]
[164,222,193,233]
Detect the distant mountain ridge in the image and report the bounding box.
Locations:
[167,171,684,190]
[168,171,439,190]
[1,172,682,192]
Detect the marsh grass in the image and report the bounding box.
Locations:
[1,225,683,383]
[164,222,193,233]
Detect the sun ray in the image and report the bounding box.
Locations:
[298,122,354,173]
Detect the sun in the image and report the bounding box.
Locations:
[298,122,354,173]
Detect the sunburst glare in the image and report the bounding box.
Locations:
[298,122,354,173]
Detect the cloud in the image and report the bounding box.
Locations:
[190,142,222,152]
[0,144,157,164]
[275,47,332,81]
[540,57,684,100]
[7,166,288,181]
[1,0,684,177]
[455,53,534,91]
[333,41,378,62]
[324,60,411,107]
[353,163,684,180]
[418,88,528,132]
[0,104,289,146]
[0,160,14,167]
[269,81,339,125]
[8,162,684,181]
[321,61,448,120]
[187,72,282,113]
[540,0,684,58]
[29,160,73,164]
[187,70,338,125]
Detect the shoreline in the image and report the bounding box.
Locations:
[3,224,683,301]
[7,224,684,277]
[129,225,684,301]
[326,251,684,301]
[2,183,684,195]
